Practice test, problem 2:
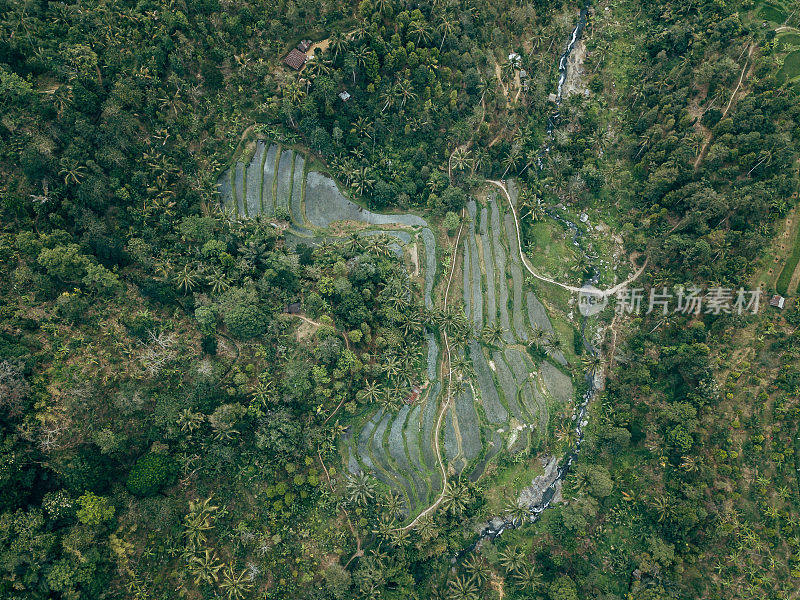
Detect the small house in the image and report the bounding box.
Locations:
[405,385,423,405]
[285,302,302,314]
[338,90,351,101]
[297,39,313,53]
[284,49,307,70]
[769,295,785,309]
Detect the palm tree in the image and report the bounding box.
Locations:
[388,526,410,548]
[346,232,364,252]
[328,30,347,60]
[220,564,253,600]
[183,510,213,549]
[476,78,492,104]
[408,20,431,46]
[372,512,397,539]
[351,116,374,140]
[451,146,472,173]
[396,79,417,107]
[352,166,375,198]
[471,150,488,176]
[379,86,396,112]
[251,379,274,407]
[503,495,528,525]
[400,312,423,336]
[174,264,200,294]
[450,378,466,398]
[580,352,603,374]
[556,423,577,448]
[305,56,331,79]
[345,471,376,506]
[512,563,542,591]
[190,548,223,585]
[441,482,470,516]
[544,334,563,354]
[382,356,401,380]
[501,58,517,82]
[501,146,521,178]
[498,545,527,574]
[381,491,404,518]
[447,575,480,600]
[379,385,405,412]
[652,496,672,523]
[437,13,457,50]
[207,268,230,294]
[463,555,491,586]
[518,189,541,221]
[59,161,87,185]
[351,18,368,42]
[177,409,205,435]
[482,322,504,347]
[358,380,382,404]
[283,81,305,104]
[450,354,473,379]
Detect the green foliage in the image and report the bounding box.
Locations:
[76,492,115,526]
[443,211,461,234]
[777,225,800,295]
[220,288,269,339]
[195,305,217,335]
[126,453,177,497]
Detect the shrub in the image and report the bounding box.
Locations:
[76,492,115,526]
[126,453,177,497]
[443,211,461,234]
[224,302,268,339]
[194,305,216,334]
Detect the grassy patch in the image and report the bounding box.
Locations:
[551,316,580,367]
[777,33,800,51]
[478,454,545,515]
[778,50,800,82]
[759,3,787,23]
[524,220,579,282]
[776,224,800,295]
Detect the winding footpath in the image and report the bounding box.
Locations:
[396,210,466,532]
[488,180,647,296]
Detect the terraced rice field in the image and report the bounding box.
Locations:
[217,144,575,519]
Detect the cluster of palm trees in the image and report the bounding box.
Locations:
[528,324,565,357]
[443,544,541,600]
[180,497,253,599]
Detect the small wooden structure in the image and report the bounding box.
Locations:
[405,385,423,405]
[284,49,307,70]
[297,39,313,53]
[285,302,302,314]
[769,294,785,309]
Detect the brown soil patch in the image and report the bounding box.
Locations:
[296,319,319,342]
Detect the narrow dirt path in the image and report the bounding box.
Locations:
[488,180,647,296]
[694,44,754,170]
[494,62,509,102]
[317,449,363,567]
[397,210,466,532]
[286,312,350,350]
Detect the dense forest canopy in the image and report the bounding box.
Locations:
[1,0,800,599]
